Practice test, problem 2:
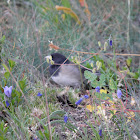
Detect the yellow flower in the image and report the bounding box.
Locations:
[100,89,107,94]
[126,111,135,123]
[109,105,117,119]
[127,111,135,120]
[108,100,114,104]
[86,105,95,112]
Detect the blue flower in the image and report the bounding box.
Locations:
[6,100,10,107]
[109,40,112,46]
[117,89,122,99]
[37,93,42,97]
[95,86,100,93]
[84,95,89,99]
[75,95,89,105]
[3,86,12,97]
[99,129,102,136]
[64,114,68,123]
[75,98,83,105]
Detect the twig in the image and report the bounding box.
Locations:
[49,44,140,57]
[61,48,140,56]
[36,30,52,140]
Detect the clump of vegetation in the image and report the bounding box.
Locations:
[0,0,139,139]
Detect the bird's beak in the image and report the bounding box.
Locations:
[45,55,54,64]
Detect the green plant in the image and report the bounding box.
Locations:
[0,0,139,139]
[0,120,9,140]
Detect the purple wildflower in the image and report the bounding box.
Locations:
[75,95,89,105]
[84,95,89,99]
[109,40,112,46]
[117,89,122,99]
[95,86,100,93]
[37,93,42,97]
[75,98,83,105]
[3,86,12,97]
[99,129,102,136]
[6,100,10,107]
[64,114,68,123]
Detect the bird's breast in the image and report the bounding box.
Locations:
[51,65,83,87]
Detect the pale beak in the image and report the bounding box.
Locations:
[45,55,54,65]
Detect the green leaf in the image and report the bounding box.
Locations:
[19,81,26,91]
[4,127,8,134]
[11,98,15,105]
[85,62,93,69]
[9,59,15,69]
[84,70,92,79]
[17,98,21,104]
[11,90,16,98]
[100,59,106,70]
[4,72,10,79]
[134,72,139,79]
[126,58,132,67]
[95,92,106,100]
[19,77,26,91]
[38,130,44,138]
[106,93,113,100]
[61,0,71,8]
[95,92,113,100]
[2,64,9,72]
[88,123,101,139]
[109,78,116,90]
[0,93,4,100]
[98,74,106,87]
[43,125,50,139]
[84,71,97,82]
[98,80,105,87]
[91,81,99,88]
[85,72,106,88]
[15,90,22,97]
[0,35,5,44]
[0,120,4,129]
[127,71,136,77]
[0,84,4,92]
[100,74,105,81]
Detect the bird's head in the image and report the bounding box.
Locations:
[46,53,70,65]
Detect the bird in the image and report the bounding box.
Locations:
[46,53,89,89]
[46,53,101,107]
